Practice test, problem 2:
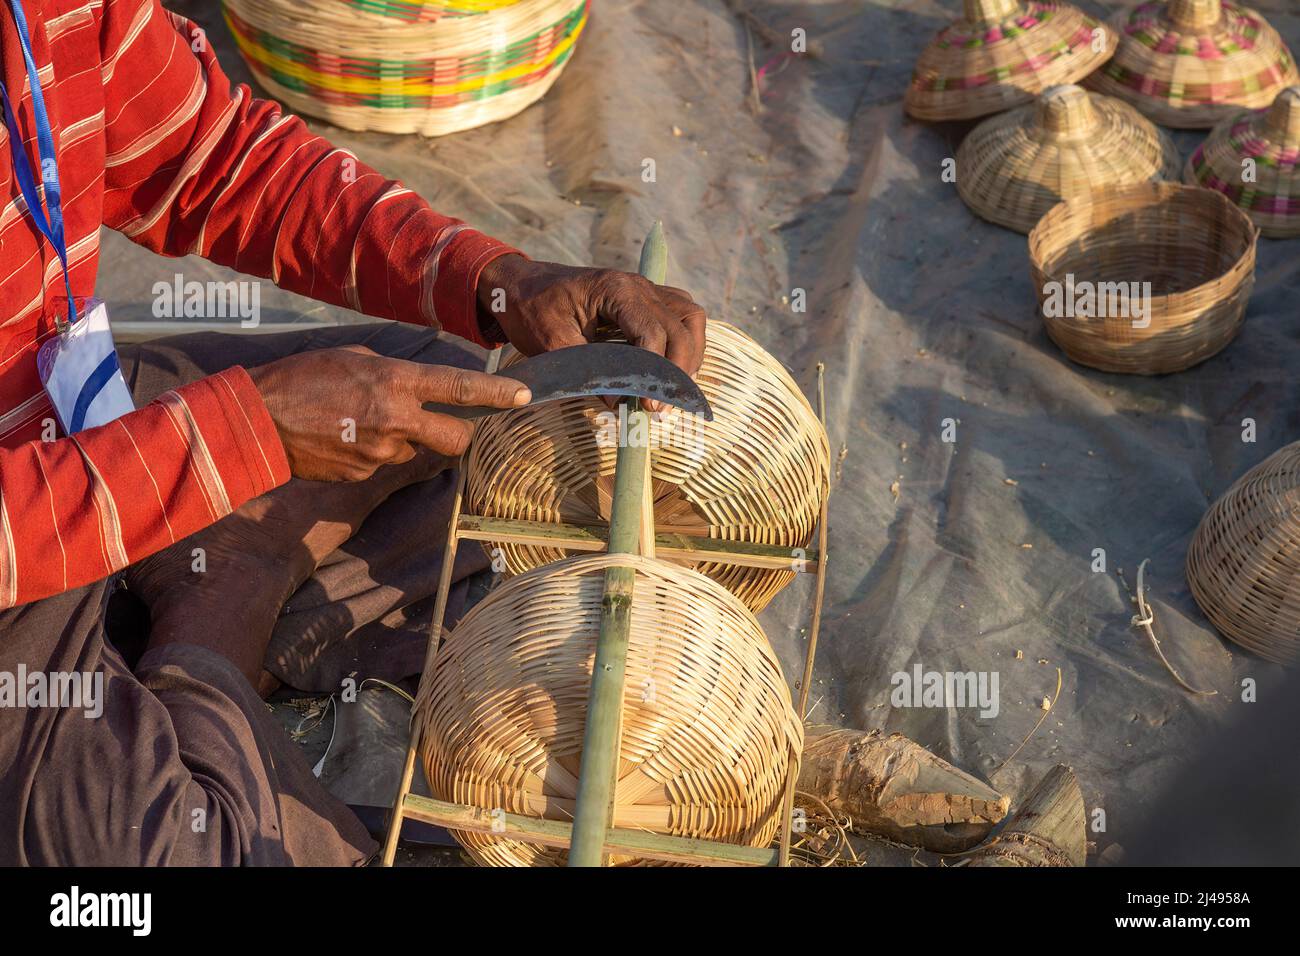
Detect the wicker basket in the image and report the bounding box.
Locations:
[413,553,803,866]
[904,0,1117,122]
[1027,181,1256,374]
[464,322,831,613]
[221,0,588,136]
[1187,442,1300,664]
[1086,0,1298,130]
[957,84,1182,234]
[1185,86,1300,238]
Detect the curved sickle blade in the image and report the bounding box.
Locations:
[424,343,713,422]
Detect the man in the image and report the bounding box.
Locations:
[0,0,704,864]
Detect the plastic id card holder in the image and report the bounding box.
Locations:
[36,298,135,435]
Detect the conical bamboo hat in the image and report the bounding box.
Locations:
[905,0,1117,122]
[1187,441,1300,664]
[1185,86,1300,237]
[956,84,1182,232]
[1087,0,1298,130]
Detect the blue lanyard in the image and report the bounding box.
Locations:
[1,0,76,333]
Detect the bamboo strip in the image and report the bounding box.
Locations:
[379,347,500,866]
[402,794,779,866]
[455,515,822,570]
[779,363,830,865]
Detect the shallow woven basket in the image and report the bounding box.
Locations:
[1187,442,1300,664]
[1185,86,1300,238]
[957,84,1182,233]
[904,0,1117,122]
[222,0,588,136]
[464,322,831,613]
[413,553,803,866]
[1027,181,1256,374]
[1086,0,1298,130]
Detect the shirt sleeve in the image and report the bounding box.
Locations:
[97,0,520,348]
[0,366,289,610]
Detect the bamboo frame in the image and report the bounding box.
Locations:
[380,226,831,867]
[463,318,831,615]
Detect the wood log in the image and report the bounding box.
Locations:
[797,725,1010,853]
[968,765,1086,867]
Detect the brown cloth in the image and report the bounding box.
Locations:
[0,323,490,865]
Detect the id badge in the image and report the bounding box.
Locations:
[36,298,135,435]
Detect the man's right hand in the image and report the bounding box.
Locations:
[247,345,530,481]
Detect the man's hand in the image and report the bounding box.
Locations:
[476,255,708,385]
[248,345,529,481]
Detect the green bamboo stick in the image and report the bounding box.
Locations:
[638,220,668,285]
[567,223,665,867]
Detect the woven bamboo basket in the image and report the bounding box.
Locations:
[1086,0,1298,130]
[957,84,1182,233]
[904,0,1117,122]
[413,553,803,866]
[1027,181,1256,373]
[464,322,831,613]
[1185,86,1300,238]
[221,0,588,136]
[1187,442,1300,664]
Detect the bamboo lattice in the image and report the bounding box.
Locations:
[463,322,831,613]
[905,0,1117,122]
[957,84,1182,234]
[222,0,588,135]
[1188,441,1300,665]
[1186,85,1300,238]
[412,553,804,866]
[1086,0,1298,130]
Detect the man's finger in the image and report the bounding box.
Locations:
[671,299,708,374]
[601,289,669,357]
[405,363,531,408]
[656,285,697,304]
[402,409,478,458]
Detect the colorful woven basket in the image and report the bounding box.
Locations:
[1185,86,1300,238]
[463,322,831,614]
[222,0,588,135]
[414,553,803,866]
[1027,181,1257,374]
[904,0,1117,122]
[1187,441,1300,664]
[1086,0,1298,130]
[956,84,1181,233]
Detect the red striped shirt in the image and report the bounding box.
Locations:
[0,0,518,609]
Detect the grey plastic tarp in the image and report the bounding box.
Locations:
[98,0,1300,861]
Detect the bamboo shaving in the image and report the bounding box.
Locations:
[991,666,1062,779]
[1127,558,1217,697]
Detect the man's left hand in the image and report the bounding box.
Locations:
[475,255,708,386]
